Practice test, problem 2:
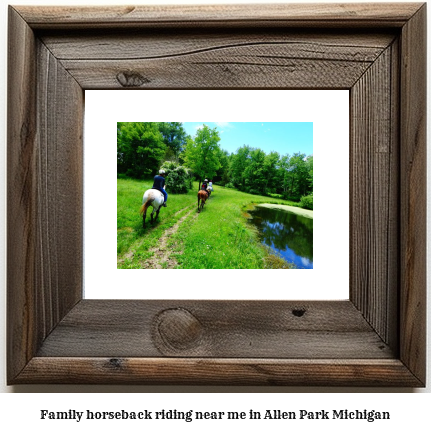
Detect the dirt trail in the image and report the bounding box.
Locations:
[142,207,198,269]
[117,205,195,267]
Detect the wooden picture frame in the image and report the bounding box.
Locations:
[7,3,426,386]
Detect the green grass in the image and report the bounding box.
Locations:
[117,178,197,268]
[117,177,299,269]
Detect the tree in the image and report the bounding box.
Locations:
[232,147,278,195]
[215,149,231,185]
[243,148,266,194]
[228,145,312,199]
[157,122,188,161]
[229,145,251,190]
[183,125,221,189]
[263,151,281,193]
[305,155,313,191]
[280,152,312,199]
[117,122,166,178]
[279,154,291,196]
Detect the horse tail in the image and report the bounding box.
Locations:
[140,196,155,215]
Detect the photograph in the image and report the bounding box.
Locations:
[117,121,313,269]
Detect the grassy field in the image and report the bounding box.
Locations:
[117,178,301,269]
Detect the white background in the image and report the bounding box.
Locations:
[0,0,430,426]
[85,90,349,300]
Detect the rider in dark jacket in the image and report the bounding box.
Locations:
[152,170,168,207]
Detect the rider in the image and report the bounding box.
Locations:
[152,169,168,207]
[202,179,209,196]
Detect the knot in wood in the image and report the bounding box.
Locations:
[155,308,203,351]
[108,358,123,369]
[116,71,150,87]
[292,308,306,317]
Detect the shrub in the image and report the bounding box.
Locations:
[267,193,283,199]
[160,161,193,194]
[283,193,301,202]
[248,189,260,195]
[224,182,236,189]
[299,193,313,210]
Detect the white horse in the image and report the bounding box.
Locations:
[140,189,164,227]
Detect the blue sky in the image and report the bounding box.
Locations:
[182,122,313,156]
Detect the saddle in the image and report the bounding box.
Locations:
[150,188,164,197]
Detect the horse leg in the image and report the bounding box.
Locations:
[198,197,200,212]
[143,209,147,228]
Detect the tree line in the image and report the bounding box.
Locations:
[117,122,313,207]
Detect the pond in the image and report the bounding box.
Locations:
[247,205,313,269]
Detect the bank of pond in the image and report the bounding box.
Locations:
[246,204,313,269]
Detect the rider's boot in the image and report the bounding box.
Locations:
[163,202,167,207]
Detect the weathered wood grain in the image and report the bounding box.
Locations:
[7,6,38,382]
[387,38,401,353]
[40,31,395,60]
[350,44,398,349]
[35,40,84,337]
[36,300,394,359]
[39,31,395,89]
[16,3,423,29]
[7,6,83,383]
[399,3,427,385]
[15,358,423,386]
[60,58,370,89]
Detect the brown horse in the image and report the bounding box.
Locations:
[197,189,209,212]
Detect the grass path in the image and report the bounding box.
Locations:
[117,178,302,269]
[117,178,199,268]
[117,204,194,267]
[141,207,198,269]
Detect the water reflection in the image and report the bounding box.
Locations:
[247,206,313,269]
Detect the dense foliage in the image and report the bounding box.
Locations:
[182,124,222,188]
[117,122,166,178]
[299,193,313,210]
[158,122,188,160]
[229,145,313,203]
[117,122,313,208]
[160,161,193,194]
